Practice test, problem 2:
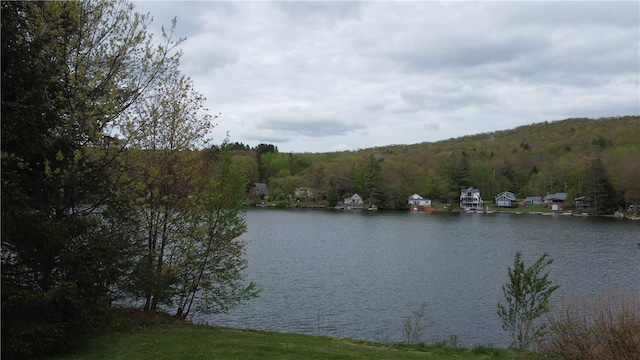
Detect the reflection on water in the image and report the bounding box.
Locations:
[200,209,639,347]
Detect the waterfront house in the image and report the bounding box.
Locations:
[575,195,591,213]
[495,191,517,207]
[294,186,313,201]
[460,187,483,210]
[543,192,567,210]
[336,193,364,210]
[249,183,268,200]
[408,193,434,211]
[524,196,543,206]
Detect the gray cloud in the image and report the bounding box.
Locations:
[276,1,362,20]
[258,116,364,138]
[133,1,639,153]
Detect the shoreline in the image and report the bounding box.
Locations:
[251,203,640,220]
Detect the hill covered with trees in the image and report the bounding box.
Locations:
[230,116,639,214]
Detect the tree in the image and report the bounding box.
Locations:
[582,158,621,215]
[254,143,278,182]
[467,159,495,198]
[1,1,179,357]
[363,154,383,207]
[617,153,640,214]
[402,303,433,345]
[440,153,470,205]
[592,135,613,152]
[118,46,213,312]
[498,252,559,349]
[174,142,260,320]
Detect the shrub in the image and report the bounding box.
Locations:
[543,289,640,359]
[1,283,106,360]
[497,252,559,349]
[402,302,433,345]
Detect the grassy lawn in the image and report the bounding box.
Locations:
[47,322,555,360]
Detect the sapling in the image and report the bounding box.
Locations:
[497,251,559,349]
[403,302,433,345]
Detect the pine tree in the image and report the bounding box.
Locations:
[583,158,621,215]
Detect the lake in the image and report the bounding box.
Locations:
[201,208,639,347]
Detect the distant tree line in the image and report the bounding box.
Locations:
[230,116,639,214]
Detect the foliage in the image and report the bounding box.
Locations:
[116,38,213,312]
[1,0,183,357]
[363,155,383,207]
[543,290,640,359]
[497,252,559,349]
[402,302,433,345]
[581,158,622,215]
[1,1,257,357]
[439,152,471,203]
[231,116,639,212]
[174,142,260,319]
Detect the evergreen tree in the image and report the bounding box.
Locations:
[583,158,621,215]
[363,155,382,207]
[440,153,470,204]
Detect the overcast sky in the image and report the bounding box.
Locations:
[132,1,639,153]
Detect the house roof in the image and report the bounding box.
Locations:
[526,196,542,201]
[461,187,480,193]
[495,191,516,201]
[351,193,363,201]
[253,183,268,195]
[409,193,424,200]
[543,192,567,201]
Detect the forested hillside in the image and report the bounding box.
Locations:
[229,116,639,213]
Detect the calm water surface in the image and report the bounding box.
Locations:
[202,209,639,347]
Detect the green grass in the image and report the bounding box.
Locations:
[47,322,556,360]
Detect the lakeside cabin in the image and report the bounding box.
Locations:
[495,191,516,208]
[408,193,435,211]
[249,183,268,201]
[543,192,567,210]
[524,196,543,206]
[335,193,364,210]
[575,195,592,213]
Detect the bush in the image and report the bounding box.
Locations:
[497,252,559,349]
[543,289,640,359]
[402,302,433,345]
[1,283,106,360]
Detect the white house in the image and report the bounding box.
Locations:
[460,187,483,210]
[408,193,433,211]
[408,193,431,206]
[343,193,364,209]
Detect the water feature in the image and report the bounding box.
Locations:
[200,208,639,347]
